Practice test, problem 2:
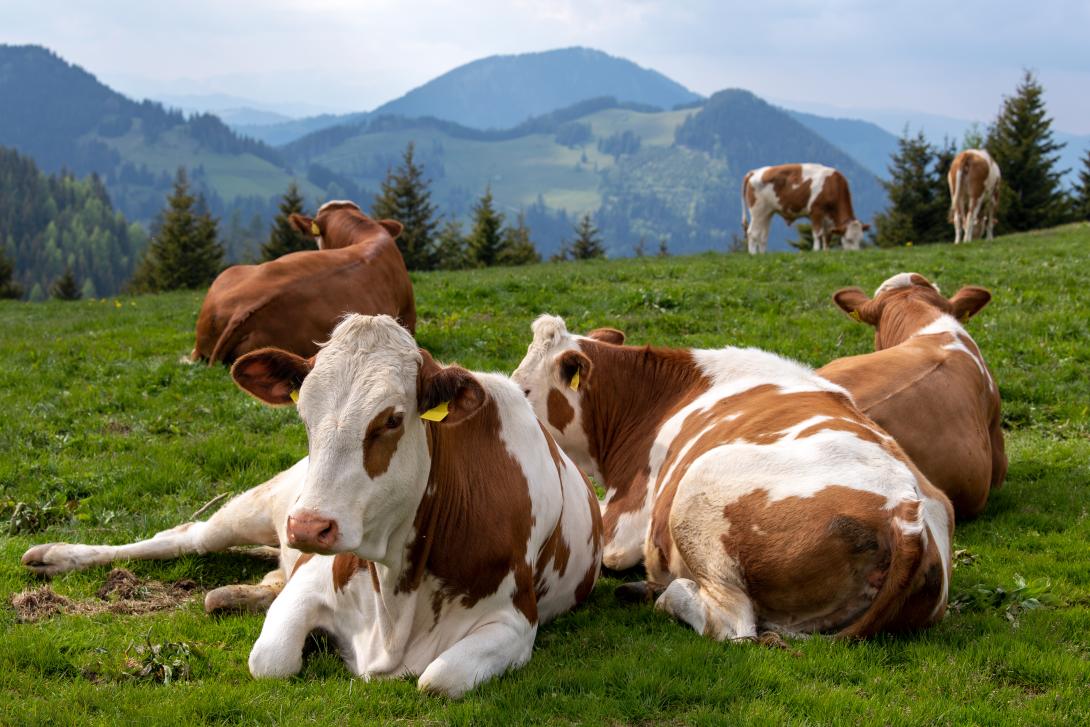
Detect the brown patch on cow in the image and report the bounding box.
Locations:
[760,164,813,223]
[573,339,709,542]
[291,552,316,577]
[192,203,416,364]
[363,406,405,478]
[332,553,362,592]
[396,397,538,624]
[546,387,575,432]
[11,569,196,622]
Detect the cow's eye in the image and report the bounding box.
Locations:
[386,413,404,430]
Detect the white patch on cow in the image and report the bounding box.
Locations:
[874,272,941,297]
[800,163,836,209]
[917,315,995,391]
[318,199,361,213]
[921,495,952,616]
[603,508,650,570]
[314,235,325,249]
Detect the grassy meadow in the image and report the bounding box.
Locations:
[1,225,1089,725]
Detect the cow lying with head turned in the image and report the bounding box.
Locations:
[191,201,416,365]
[742,163,870,254]
[512,316,953,639]
[25,315,601,697]
[818,273,1006,519]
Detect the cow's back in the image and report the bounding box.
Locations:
[194,236,415,364]
[819,335,1002,517]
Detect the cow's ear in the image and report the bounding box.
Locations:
[555,350,592,392]
[833,287,877,325]
[290,213,318,237]
[417,350,486,425]
[587,327,625,345]
[949,286,991,322]
[378,219,404,239]
[232,348,313,406]
[861,222,872,231]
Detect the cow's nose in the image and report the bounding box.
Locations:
[286,512,339,552]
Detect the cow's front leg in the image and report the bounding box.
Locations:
[248,554,332,678]
[417,612,537,698]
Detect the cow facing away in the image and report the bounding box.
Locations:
[948,149,1001,243]
[512,316,953,640]
[191,201,416,365]
[818,273,1006,519]
[742,163,870,254]
[25,315,602,698]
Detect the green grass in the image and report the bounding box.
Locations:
[2,225,1089,725]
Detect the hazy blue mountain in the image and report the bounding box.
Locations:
[786,110,899,179]
[238,112,370,146]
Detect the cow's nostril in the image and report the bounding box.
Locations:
[523,389,531,397]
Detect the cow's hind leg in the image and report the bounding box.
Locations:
[655,578,757,641]
[22,459,304,576]
[205,568,286,614]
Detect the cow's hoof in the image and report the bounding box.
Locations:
[21,544,68,576]
[205,584,278,614]
[614,581,664,604]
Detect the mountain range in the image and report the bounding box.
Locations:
[1,43,895,259]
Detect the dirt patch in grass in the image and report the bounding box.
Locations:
[10,568,198,622]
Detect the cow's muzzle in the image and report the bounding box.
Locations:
[286,511,340,552]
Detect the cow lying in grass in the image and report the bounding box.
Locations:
[512,315,953,639]
[25,315,602,697]
[819,273,1006,519]
[191,201,417,365]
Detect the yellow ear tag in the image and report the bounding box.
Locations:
[290,390,299,403]
[569,371,580,391]
[310,221,320,236]
[849,310,861,322]
[420,401,450,422]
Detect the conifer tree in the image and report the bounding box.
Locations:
[986,70,1068,232]
[50,266,81,300]
[372,143,438,270]
[657,236,669,257]
[130,168,224,291]
[1073,148,1090,222]
[633,236,647,257]
[434,219,469,270]
[498,211,541,266]
[569,213,605,260]
[466,186,505,267]
[873,130,949,247]
[261,182,313,261]
[0,251,23,299]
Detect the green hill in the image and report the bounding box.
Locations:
[1,224,1088,722]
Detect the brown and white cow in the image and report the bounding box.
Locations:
[948,149,1001,243]
[512,316,953,640]
[742,164,870,254]
[25,315,601,697]
[191,201,416,365]
[818,272,1006,519]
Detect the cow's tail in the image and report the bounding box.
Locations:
[950,161,969,223]
[741,173,751,235]
[836,502,926,639]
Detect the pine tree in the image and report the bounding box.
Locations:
[498,211,541,266]
[466,187,505,267]
[0,251,23,299]
[50,266,81,300]
[372,143,439,270]
[434,219,469,270]
[1073,148,1090,222]
[568,214,605,260]
[261,182,313,261]
[657,236,670,257]
[130,168,224,292]
[986,70,1068,232]
[633,236,647,257]
[872,130,949,247]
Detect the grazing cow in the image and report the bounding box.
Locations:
[948,149,1001,243]
[512,316,953,640]
[25,315,602,697]
[742,164,870,254]
[191,201,416,365]
[818,272,1006,519]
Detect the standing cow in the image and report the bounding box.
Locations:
[191,200,416,365]
[513,316,953,640]
[25,315,602,697]
[742,163,870,254]
[948,149,1001,243]
[818,273,1006,518]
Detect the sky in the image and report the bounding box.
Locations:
[3,0,1089,133]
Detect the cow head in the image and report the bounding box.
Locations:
[833,272,992,349]
[231,314,485,561]
[289,200,404,251]
[511,315,622,476]
[841,220,871,251]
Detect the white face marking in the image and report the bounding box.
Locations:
[317,199,361,214]
[291,315,430,560]
[874,272,941,298]
[842,220,865,250]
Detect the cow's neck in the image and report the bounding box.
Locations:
[580,342,708,499]
[875,299,946,349]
